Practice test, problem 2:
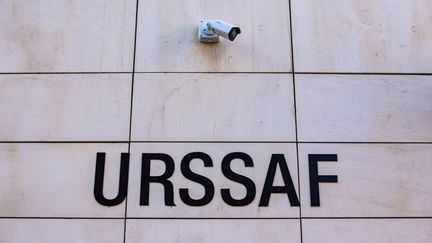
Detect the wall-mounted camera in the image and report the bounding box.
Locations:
[199,19,241,43]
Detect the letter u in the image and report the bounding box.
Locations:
[94,153,129,206]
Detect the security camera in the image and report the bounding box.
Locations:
[199,19,241,43]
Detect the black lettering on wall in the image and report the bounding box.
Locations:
[221,152,256,206]
[309,154,338,207]
[140,153,175,206]
[259,154,299,207]
[179,152,215,206]
[94,153,129,206]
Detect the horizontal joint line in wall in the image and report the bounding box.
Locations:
[0,217,300,220]
[1,72,431,75]
[126,217,299,220]
[0,141,297,144]
[0,141,430,144]
[134,72,294,74]
[0,72,133,75]
[1,217,431,220]
[298,141,432,144]
[0,72,294,75]
[130,141,297,144]
[295,72,432,76]
[0,141,130,144]
[302,217,432,220]
[0,217,124,220]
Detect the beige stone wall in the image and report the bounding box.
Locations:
[0,0,431,242]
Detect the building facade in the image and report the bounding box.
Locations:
[1,0,432,242]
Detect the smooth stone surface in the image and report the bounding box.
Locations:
[0,219,124,243]
[296,75,432,142]
[127,143,299,218]
[292,0,432,73]
[0,74,131,141]
[0,143,128,217]
[126,219,301,243]
[135,0,292,72]
[303,219,432,243]
[131,73,295,141]
[0,0,136,72]
[299,144,432,217]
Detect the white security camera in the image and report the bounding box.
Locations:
[199,19,241,43]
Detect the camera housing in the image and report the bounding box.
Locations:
[199,19,241,43]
